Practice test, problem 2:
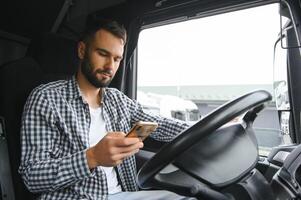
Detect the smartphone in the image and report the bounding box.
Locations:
[126,121,158,141]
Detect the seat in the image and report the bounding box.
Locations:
[26,33,79,75]
[0,33,79,200]
[0,57,43,200]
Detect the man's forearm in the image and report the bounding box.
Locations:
[20,150,91,193]
[86,147,98,169]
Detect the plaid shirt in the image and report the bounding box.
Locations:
[19,76,189,200]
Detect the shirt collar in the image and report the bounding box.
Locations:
[66,75,106,104]
[66,76,82,102]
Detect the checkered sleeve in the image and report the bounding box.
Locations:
[121,93,190,142]
[18,88,92,193]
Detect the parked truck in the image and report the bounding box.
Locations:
[137,91,200,124]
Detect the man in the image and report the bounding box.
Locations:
[19,18,195,200]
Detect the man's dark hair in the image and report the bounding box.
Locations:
[81,18,127,44]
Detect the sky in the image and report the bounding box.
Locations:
[137,3,280,86]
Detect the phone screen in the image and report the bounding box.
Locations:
[126,121,158,141]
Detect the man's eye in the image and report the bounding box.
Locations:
[97,50,109,57]
[114,58,122,62]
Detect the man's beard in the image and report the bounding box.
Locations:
[81,55,114,88]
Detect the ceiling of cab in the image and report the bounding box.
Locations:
[0,0,274,40]
[0,0,126,39]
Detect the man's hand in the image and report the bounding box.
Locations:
[86,132,144,169]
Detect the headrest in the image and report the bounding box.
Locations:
[26,33,79,75]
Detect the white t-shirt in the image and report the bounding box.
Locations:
[89,106,122,194]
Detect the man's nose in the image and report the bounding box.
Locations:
[104,56,114,69]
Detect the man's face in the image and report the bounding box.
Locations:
[79,29,124,88]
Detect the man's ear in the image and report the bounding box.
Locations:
[78,41,86,60]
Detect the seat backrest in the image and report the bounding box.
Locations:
[27,33,79,75]
[0,33,79,200]
[0,57,43,200]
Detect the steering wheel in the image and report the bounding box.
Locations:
[137,90,272,199]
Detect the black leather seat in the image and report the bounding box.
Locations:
[26,33,79,75]
[0,33,79,200]
[0,57,43,200]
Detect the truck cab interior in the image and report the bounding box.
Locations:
[1,0,301,199]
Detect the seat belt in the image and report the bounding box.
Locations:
[0,116,15,200]
[0,117,5,140]
[51,0,74,33]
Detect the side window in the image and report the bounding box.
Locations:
[137,3,291,155]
